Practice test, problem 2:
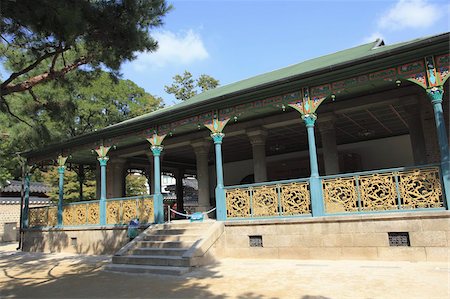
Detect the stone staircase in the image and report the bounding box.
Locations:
[105,220,224,275]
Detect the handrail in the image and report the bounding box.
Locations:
[62,199,100,206]
[224,176,310,189]
[105,194,152,201]
[320,163,440,180]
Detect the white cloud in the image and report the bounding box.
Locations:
[378,0,442,30]
[131,29,209,71]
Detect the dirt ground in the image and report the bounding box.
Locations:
[1,242,449,299]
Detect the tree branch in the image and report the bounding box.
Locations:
[1,56,90,96]
[28,88,42,104]
[0,96,33,128]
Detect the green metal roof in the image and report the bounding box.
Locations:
[101,33,448,129]
[23,32,450,159]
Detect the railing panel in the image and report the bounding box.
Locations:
[280,182,311,215]
[225,188,251,218]
[225,179,311,219]
[29,207,49,227]
[359,173,398,211]
[138,197,154,223]
[399,168,443,209]
[252,186,278,217]
[106,196,154,225]
[322,177,358,213]
[322,166,444,214]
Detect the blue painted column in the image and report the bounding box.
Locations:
[22,173,30,228]
[211,133,226,220]
[98,157,109,225]
[151,145,164,224]
[427,87,450,209]
[303,114,325,216]
[57,166,65,226]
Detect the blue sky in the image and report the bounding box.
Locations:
[120,0,450,105]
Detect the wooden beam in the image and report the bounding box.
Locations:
[366,109,392,133]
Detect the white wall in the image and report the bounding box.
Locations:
[338,135,414,171]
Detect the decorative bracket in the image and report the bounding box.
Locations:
[405,55,449,92]
[57,155,68,173]
[204,118,230,134]
[146,133,167,156]
[288,87,329,118]
[146,133,167,147]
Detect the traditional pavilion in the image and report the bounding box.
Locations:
[19,33,449,260]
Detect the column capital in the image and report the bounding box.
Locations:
[151,145,164,156]
[98,156,109,166]
[246,127,267,146]
[302,114,317,127]
[211,132,224,144]
[57,166,66,174]
[427,86,444,104]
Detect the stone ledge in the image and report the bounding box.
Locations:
[224,210,450,226]
[24,224,150,232]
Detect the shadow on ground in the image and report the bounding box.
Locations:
[0,251,315,298]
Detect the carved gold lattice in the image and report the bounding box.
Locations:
[399,168,443,209]
[122,199,137,224]
[86,203,100,224]
[359,173,398,211]
[47,207,58,226]
[62,205,74,226]
[322,177,358,213]
[29,207,47,227]
[280,182,311,215]
[106,201,121,224]
[138,198,154,223]
[226,188,251,218]
[252,186,279,217]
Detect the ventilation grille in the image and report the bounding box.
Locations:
[249,235,263,247]
[388,232,410,246]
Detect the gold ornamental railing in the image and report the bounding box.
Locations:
[105,196,154,225]
[322,166,443,213]
[224,179,311,218]
[28,195,154,227]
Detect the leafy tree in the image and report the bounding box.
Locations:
[0,71,163,184]
[42,166,96,203]
[164,71,219,101]
[126,173,148,196]
[0,0,171,104]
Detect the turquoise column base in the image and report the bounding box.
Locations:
[215,186,226,221]
[309,176,325,216]
[99,199,106,225]
[153,193,164,224]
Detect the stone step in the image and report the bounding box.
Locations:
[104,263,190,276]
[129,248,188,256]
[155,222,212,230]
[142,234,201,242]
[113,255,190,267]
[135,241,194,248]
[147,228,205,235]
